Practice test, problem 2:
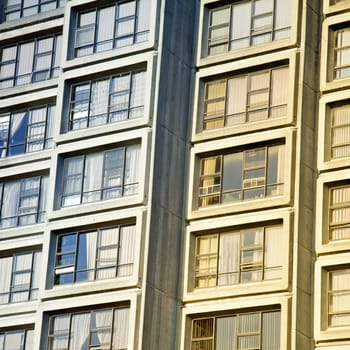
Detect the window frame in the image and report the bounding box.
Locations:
[60,144,140,208]
[73,0,150,59]
[0,104,54,158]
[201,65,289,131]
[2,0,65,22]
[0,174,48,229]
[47,305,130,350]
[197,143,285,208]
[0,328,34,349]
[68,69,146,131]
[205,0,292,58]
[194,223,283,289]
[0,250,41,305]
[0,33,62,90]
[190,308,281,350]
[53,223,136,285]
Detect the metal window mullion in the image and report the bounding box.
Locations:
[249,0,255,46]
[24,109,31,154]
[215,234,220,286]
[133,0,138,44]
[16,179,24,226]
[20,0,25,18]
[267,69,273,118]
[245,73,251,122]
[107,77,113,123]
[50,35,56,78]
[87,81,93,128]
[259,311,263,349]
[80,155,87,204]
[263,146,268,196]
[28,251,35,300]
[114,225,121,277]
[239,231,243,282]
[7,255,15,303]
[228,4,233,51]
[93,229,99,280]
[93,9,98,54]
[223,78,228,127]
[67,313,73,349]
[262,227,266,280]
[218,154,223,204]
[121,147,127,196]
[43,105,49,148]
[13,44,20,87]
[0,183,4,225]
[271,0,276,40]
[5,112,12,157]
[127,72,132,120]
[101,150,109,200]
[73,233,79,282]
[35,176,42,223]
[30,39,38,83]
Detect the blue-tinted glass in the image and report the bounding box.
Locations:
[9,112,28,156]
[76,233,88,270]
[58,234,77,253]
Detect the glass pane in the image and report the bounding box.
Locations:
[222,153,242,192]
[215,316,236,350]
[262,311,281,349]
[231,2,251,50]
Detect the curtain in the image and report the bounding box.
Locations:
[63,157,84,206]
[103,149,124,199]
[129,71,146,119]
[45,105,54,148]
[118,224,136,276]
[204,81,226,130]
[200,157,221,207]
[196,235,218,288]
[115,1,136,48]
[38,175,48,223]
[208,7,230,56]
[1,181,20,228]
[270,67,289,118]
[19,176,40,226]
[30,251,41,300]
[17,42,34,85]
[70,313,90,349]
[264,225,283,280]
[136,0,150,42]
[267,145,284,196]
[332,105,350,158]
[96,6,114,52]
[0,257,12,304]
[274,0,292,39]
[226,76,246,126]
[83,152,104,203]
[50,315,70,350]
[27,107,46,152]
[112,308,130,349]
[34,37,53,75]
[4,331,24,349]
[238,313,260,349]
[215,316,235,350]
[330,269,350,326]
[76,232,96,282]
[96,227,118,279]
[123,145,140,195]
[90,79,109,126]
[218,232,239,285]
[330,185,350,240]
[110,74,130,122]
[231,2,251,50]
[251,0,273,45]
[92,309,112,347]
[262,311,281,349]
[11,252,32,302]
[248,71,269,122]
[25,330,34,349]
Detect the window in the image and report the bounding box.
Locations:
[74,0,150,58]
[330,103,350,159]
[3,0,66,22]
[328,268,350,327]
[202,66,288,130]
[333,27,350,79]
[0,251,41,304]
[0,175,48,229]
[48,306,129,350]
[198,144,285,208]
[0,104,54,158]
[69,70,145,130]
[206,0,291,57]
[61,145,140,207]
[0,329,34,349]
[191,309,280,349]
[329,184,350,241]
[0,34,62,89]
[54,224,136,285]
[194,224,282,288]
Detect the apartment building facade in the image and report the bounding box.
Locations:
[1,0,350,349]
